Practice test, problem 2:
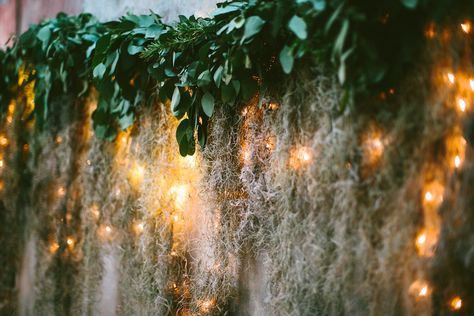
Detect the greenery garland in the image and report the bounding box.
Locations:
[0,0,472,155]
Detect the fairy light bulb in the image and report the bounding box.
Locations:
[289,146,313,169]
[133,221,144,235]
[416,232,427,247]
[424,191,433,202]
[169,185,189,209]
[470,79,474,91]
[105,225,112,233]
[454,155,461,169]
[241,107,248,116]
[173,215,179,222]
[447,73,455,84]
[450,296,462,310]
[461,21,471,34]
[129,161,145,186]
[200,299,215,312]
[57,186,66,197]
[90,204,100,220]
[0,135,8,147]
[66,237,75,250]
[419,285,428,297]
[458,98,466,112]
[0,159,4,168]
[49,241,59,254]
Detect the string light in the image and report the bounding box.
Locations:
[66,237,75,250]
[458,98,467,112]
[268,102,279,111]
[133,221,144,235]
[409,280,430,299]
[461,21,471,34]
[86,159,91,166]
[241,107,248,116]
[0,159,4,168]
[173,215,179,222]
[57,186,66,197]
[447,73,455,84]
[200,299,215,312]
[55,136,62,144]
[454,155,462,169]
[169,185,189,209]
[49,241,59,254]
[0,135,8,147]
[419,285,428,297]
[424,191,433,202]
[450,296,462,311]
[470,79,474,91]
[90,204,100,220]
[289,145,313,169]
[129,161,145,186]
[416,231,427,248]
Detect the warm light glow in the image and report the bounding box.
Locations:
[173,215,179,222]
[470,79,474,91]
[129,161,145,186]
[424,191,433,202]
[409,280,430,299]
[289,146,313,169]
[0,159,4,168]
[447,73,455,84]
[241,146,251,165]
[241,107,248,116]
[454,155,462,169]
[416,232,427,247]
[105,225,112,233]
[90,204,100,220]
[0,135,8,147]
[361,127,385,171]
[66,237,75,249]
[49,241,59,254]
[268,102,279,111]
[55,136,62,144]
[171,251,177,256]
[450,296,462,310]
[419,285,428,297]
[461,21,471,34]
[169,185,189,209]
[458,98,467,112]
[181,155,197,168]
[200,299,215,312]
[57,186,66,197]
[86,159,91,166]
[133,221,144,235]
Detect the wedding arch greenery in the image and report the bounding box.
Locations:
[0,0,471,155]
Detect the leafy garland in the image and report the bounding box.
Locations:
[0,0,472,155]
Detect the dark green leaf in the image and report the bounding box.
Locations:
[288,15,307,40]
[201,92,215,117]
[242,16,265,42]
[279,45,294,74]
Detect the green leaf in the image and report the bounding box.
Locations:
[279,45,294,74]
[119,112,134,130]
[127,43,143,55]
[242,16,265,42]
[288,15,307,40]
[93,63,107,79]
[401,0,418,9]
[221,84,236,105]
[37,26,51,50]
[176,119,191,144]
[213,65,224,88]
[197,70,212,87]
[171,86,181,116]
[312,0,326,11]
[201,92,215,117]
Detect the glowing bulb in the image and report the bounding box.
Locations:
[0,159,4,168]
[0,135,8,147]
[6,116,12,124]
[450,296,462,310]
[241,107,248,116]
[169,185,189,209]
[289,146,313,169]
[447,73,455,84]
[121,135,128,144]
[200,299,214,312]
[57,186,66,197]
[181,155,197,168]
[173,215,179,222]
[86,159,91,166]
[424,191,433,202]
[129,162,145,186]
[470,79,474,91]
[461,22,471,34]
[133,221,144,235]
[458,98,466,112]
[90,204,100,219]
[454,155,461,169]
[268,102,279,111]
[419,285,428,297]
[49,241,59,254]
[171,251,177,256]
[55,136,62,144]
[66,237,75,249]
[416,232,426,246]
[105,225,112,233]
